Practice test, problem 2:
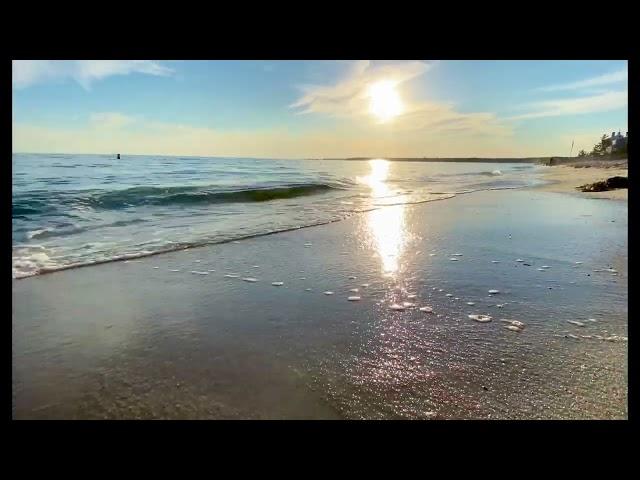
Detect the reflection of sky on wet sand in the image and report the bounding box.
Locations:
[358,159,408,277]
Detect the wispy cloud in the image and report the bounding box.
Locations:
[89,112,137,129]
[12,60,173,90]
[291,60,430,116]
[12,112,518,159]
[536,69,627,92]
[509,90,628,120]
[290,60,511,137]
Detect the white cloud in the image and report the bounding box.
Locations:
[509,90,628,120]
[12,60,173,90]
[537,69,627,92]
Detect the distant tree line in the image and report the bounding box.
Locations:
[577,133,627,158]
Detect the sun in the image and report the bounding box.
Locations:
[368,80,403,122]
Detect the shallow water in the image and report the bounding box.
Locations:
[12,188,627,419]
[13,155,543,278]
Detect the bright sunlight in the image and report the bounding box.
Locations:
[368,80,403,122]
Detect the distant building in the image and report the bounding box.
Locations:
[606,131,628,154]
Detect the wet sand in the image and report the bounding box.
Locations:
[12,189,627,419]
[536,160,628,201]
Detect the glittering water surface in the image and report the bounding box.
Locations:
[12,160,626,419]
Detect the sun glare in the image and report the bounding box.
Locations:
[368,81,403,122]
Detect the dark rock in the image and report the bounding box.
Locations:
[578,176,628,192]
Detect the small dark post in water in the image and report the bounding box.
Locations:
[117,153,120,159]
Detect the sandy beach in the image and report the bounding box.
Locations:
[535,159,628,201]
[13,185,628,419]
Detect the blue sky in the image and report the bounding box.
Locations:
[12,60,628,158]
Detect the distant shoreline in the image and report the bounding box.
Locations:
[14,152,625,164]
[312,156,627,165]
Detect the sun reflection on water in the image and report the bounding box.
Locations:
[359,159,407,276]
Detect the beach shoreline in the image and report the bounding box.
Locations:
[534,159,628,201]
[13,187,628,419]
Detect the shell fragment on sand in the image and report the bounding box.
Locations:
[348,276,357,280]
[347,296,361,301]
[488,289,500,294]
[419,306,433,313]
[305,288,312,291]
[407,294,417,299]
[224,274,240,278]
[451,253,463,256]
[568,320,585,327]
[242,277,258,282]
[402,302,415,308]
[169,269,181,272]
[324,291,334,295]
[449,258,459,261]
[501,319,525,332]
[271,282,284,286]
[390,303,406,311]
[469,314,492,323]
[191,271,209,275]
[429,253,436,257]
[361,283,370,288]
[349,288,359,293]
[467,302,475,306]
[604,335,627,342]
[445,293,453,297]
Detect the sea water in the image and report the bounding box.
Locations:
[12,154,542,278]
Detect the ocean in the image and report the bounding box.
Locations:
[12,154,543,279]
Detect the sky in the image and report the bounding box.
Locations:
[12,60,628,158]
